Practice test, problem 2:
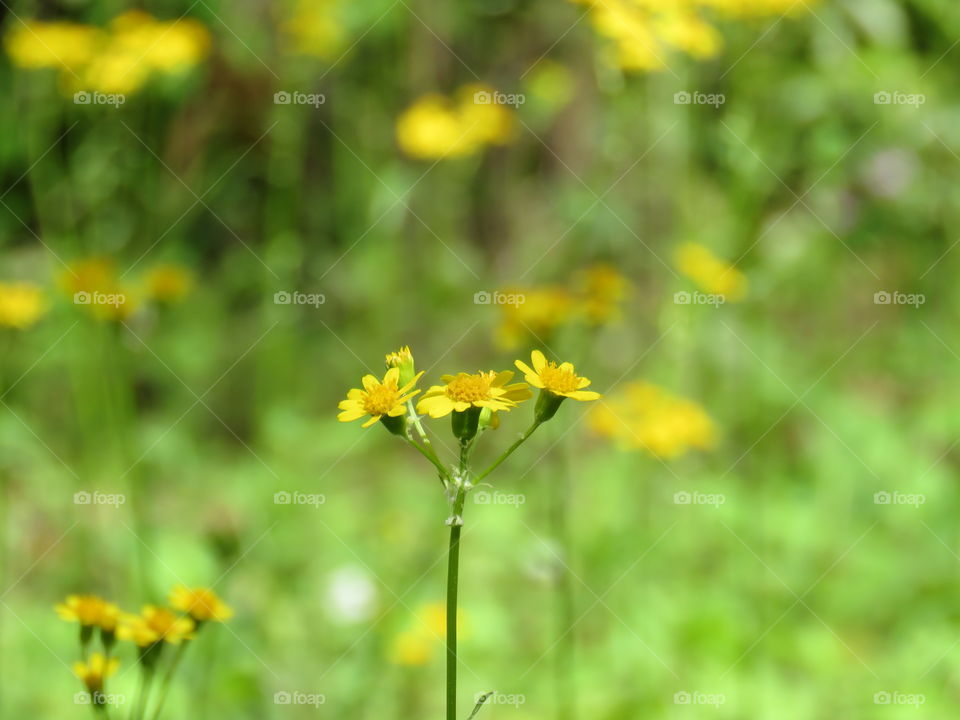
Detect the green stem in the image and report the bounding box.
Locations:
[131,667,155,720]
[147,641,189,720]
[404,437,450,482]
[474,421,541,485]
[446,443,469,720]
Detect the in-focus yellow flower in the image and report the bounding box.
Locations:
[515,351,601,402]
[416,371,531,419]
[144,263,194,303]
[589,381,716,458]
[674,242,747,300]
[338,367,424,428]
[282,0,345,58]
[396,84,514,160]
[117,605,195,646]
[73,652,119,693]
[55,594,119,631]
[0,282,47,329]
[169,585,233,623]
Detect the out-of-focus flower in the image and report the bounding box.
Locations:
[388,629,432,666]
[55,594,119,631]
[169,585,232,623]
[59,257,139,322]
[589,381,716,458]
[338,367,424,430]
[4,12,209,95]
[674,242,747,300]
[575,264,628,324]
[416,371,531,419]
[495,286,574,350]
[524,60,575,111]
[387,603,468,666]
[73,652,119,694]
[144,263,194,304]
[0,282,47,329]
[118,605,195,646]
[396,84,514,160]
[282,0,345,58]
[325,566,378,625]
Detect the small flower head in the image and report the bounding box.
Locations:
[55,594,119,631]
[117,605,195,647]
[338,367,424,431]
[385,346,417,387]
[0,282,47,329]
[144,263,194,304]
[416,371,531,419]
[674,242,747,300]
[73,652,119,694]
[575,263,628,325]
[169,585,233,623]
[515,351,600,423]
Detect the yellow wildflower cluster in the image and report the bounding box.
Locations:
[589,381,716,458]
[674,242,747,300]
[282,0,345,58]
[496,263,630,350]
[574,0,815,72]
[5,11,210,94]
[58,257,195,322]
[57,586,230,709]
[0,282,47,329]
[396,85,515,160]
[388,602,468,667]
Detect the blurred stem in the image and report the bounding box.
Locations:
[474,421,541,484]
[131,666,155,720]
[148,641,189,720]
[551,452,575,720]
[445,443,469,720]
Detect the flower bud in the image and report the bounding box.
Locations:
[385,346,416,387]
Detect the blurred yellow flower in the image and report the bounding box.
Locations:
[55,594,119,631]
[576,263,628,324]
[495,286,574,350]
[144,263,194,304]
[59,257,139,322]
[117,605,195,646]
[282,0,345,58]
[674,242,747,300]
[338,367,424,428]
[4,21,102,70]
[416,371,531,418]
[169,585,233,623]
[0,282,46,329]
[396,84,515,160]
[388,629,432,666]
[73,652,118,694]
[387,603,469,666]
[589,381,716,458]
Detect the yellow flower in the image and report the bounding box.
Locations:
[416,371,531,419]
[55,595,119,631]
[0,282,47,329]
[575,264,628,325]
[515,351,601,402]
[494,286,574,350]
[144,263,194,303]
[396,84,514,160]
[388,629,432,666]
[674,242,747,300]
[73,652,119,694]
[338,367,424,428]
[282,0,345,58]
[169,585,233,623]
[59,257,139,322]
[4,20,102,70]
[117,605,195,646]
[589,381,716,458]
[387,603,469,666]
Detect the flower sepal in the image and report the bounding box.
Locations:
[380,413,407,436]
[451,406,482,441]
[534,389,565,424]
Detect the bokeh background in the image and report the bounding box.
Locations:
[1,0,958,717]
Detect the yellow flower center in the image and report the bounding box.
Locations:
[363,383,401,416]
[539,364,580,394]
[147,609,182,636]
[445,373,493,403]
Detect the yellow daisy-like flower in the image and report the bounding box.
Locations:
[169,585,233,623]
[416,371,531,419]
[0,282,47,329]
[55,594,119,631]
[117,605,195,646]
[515,351,601,402]
[338,367,424,428]
[73,652,119,693]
